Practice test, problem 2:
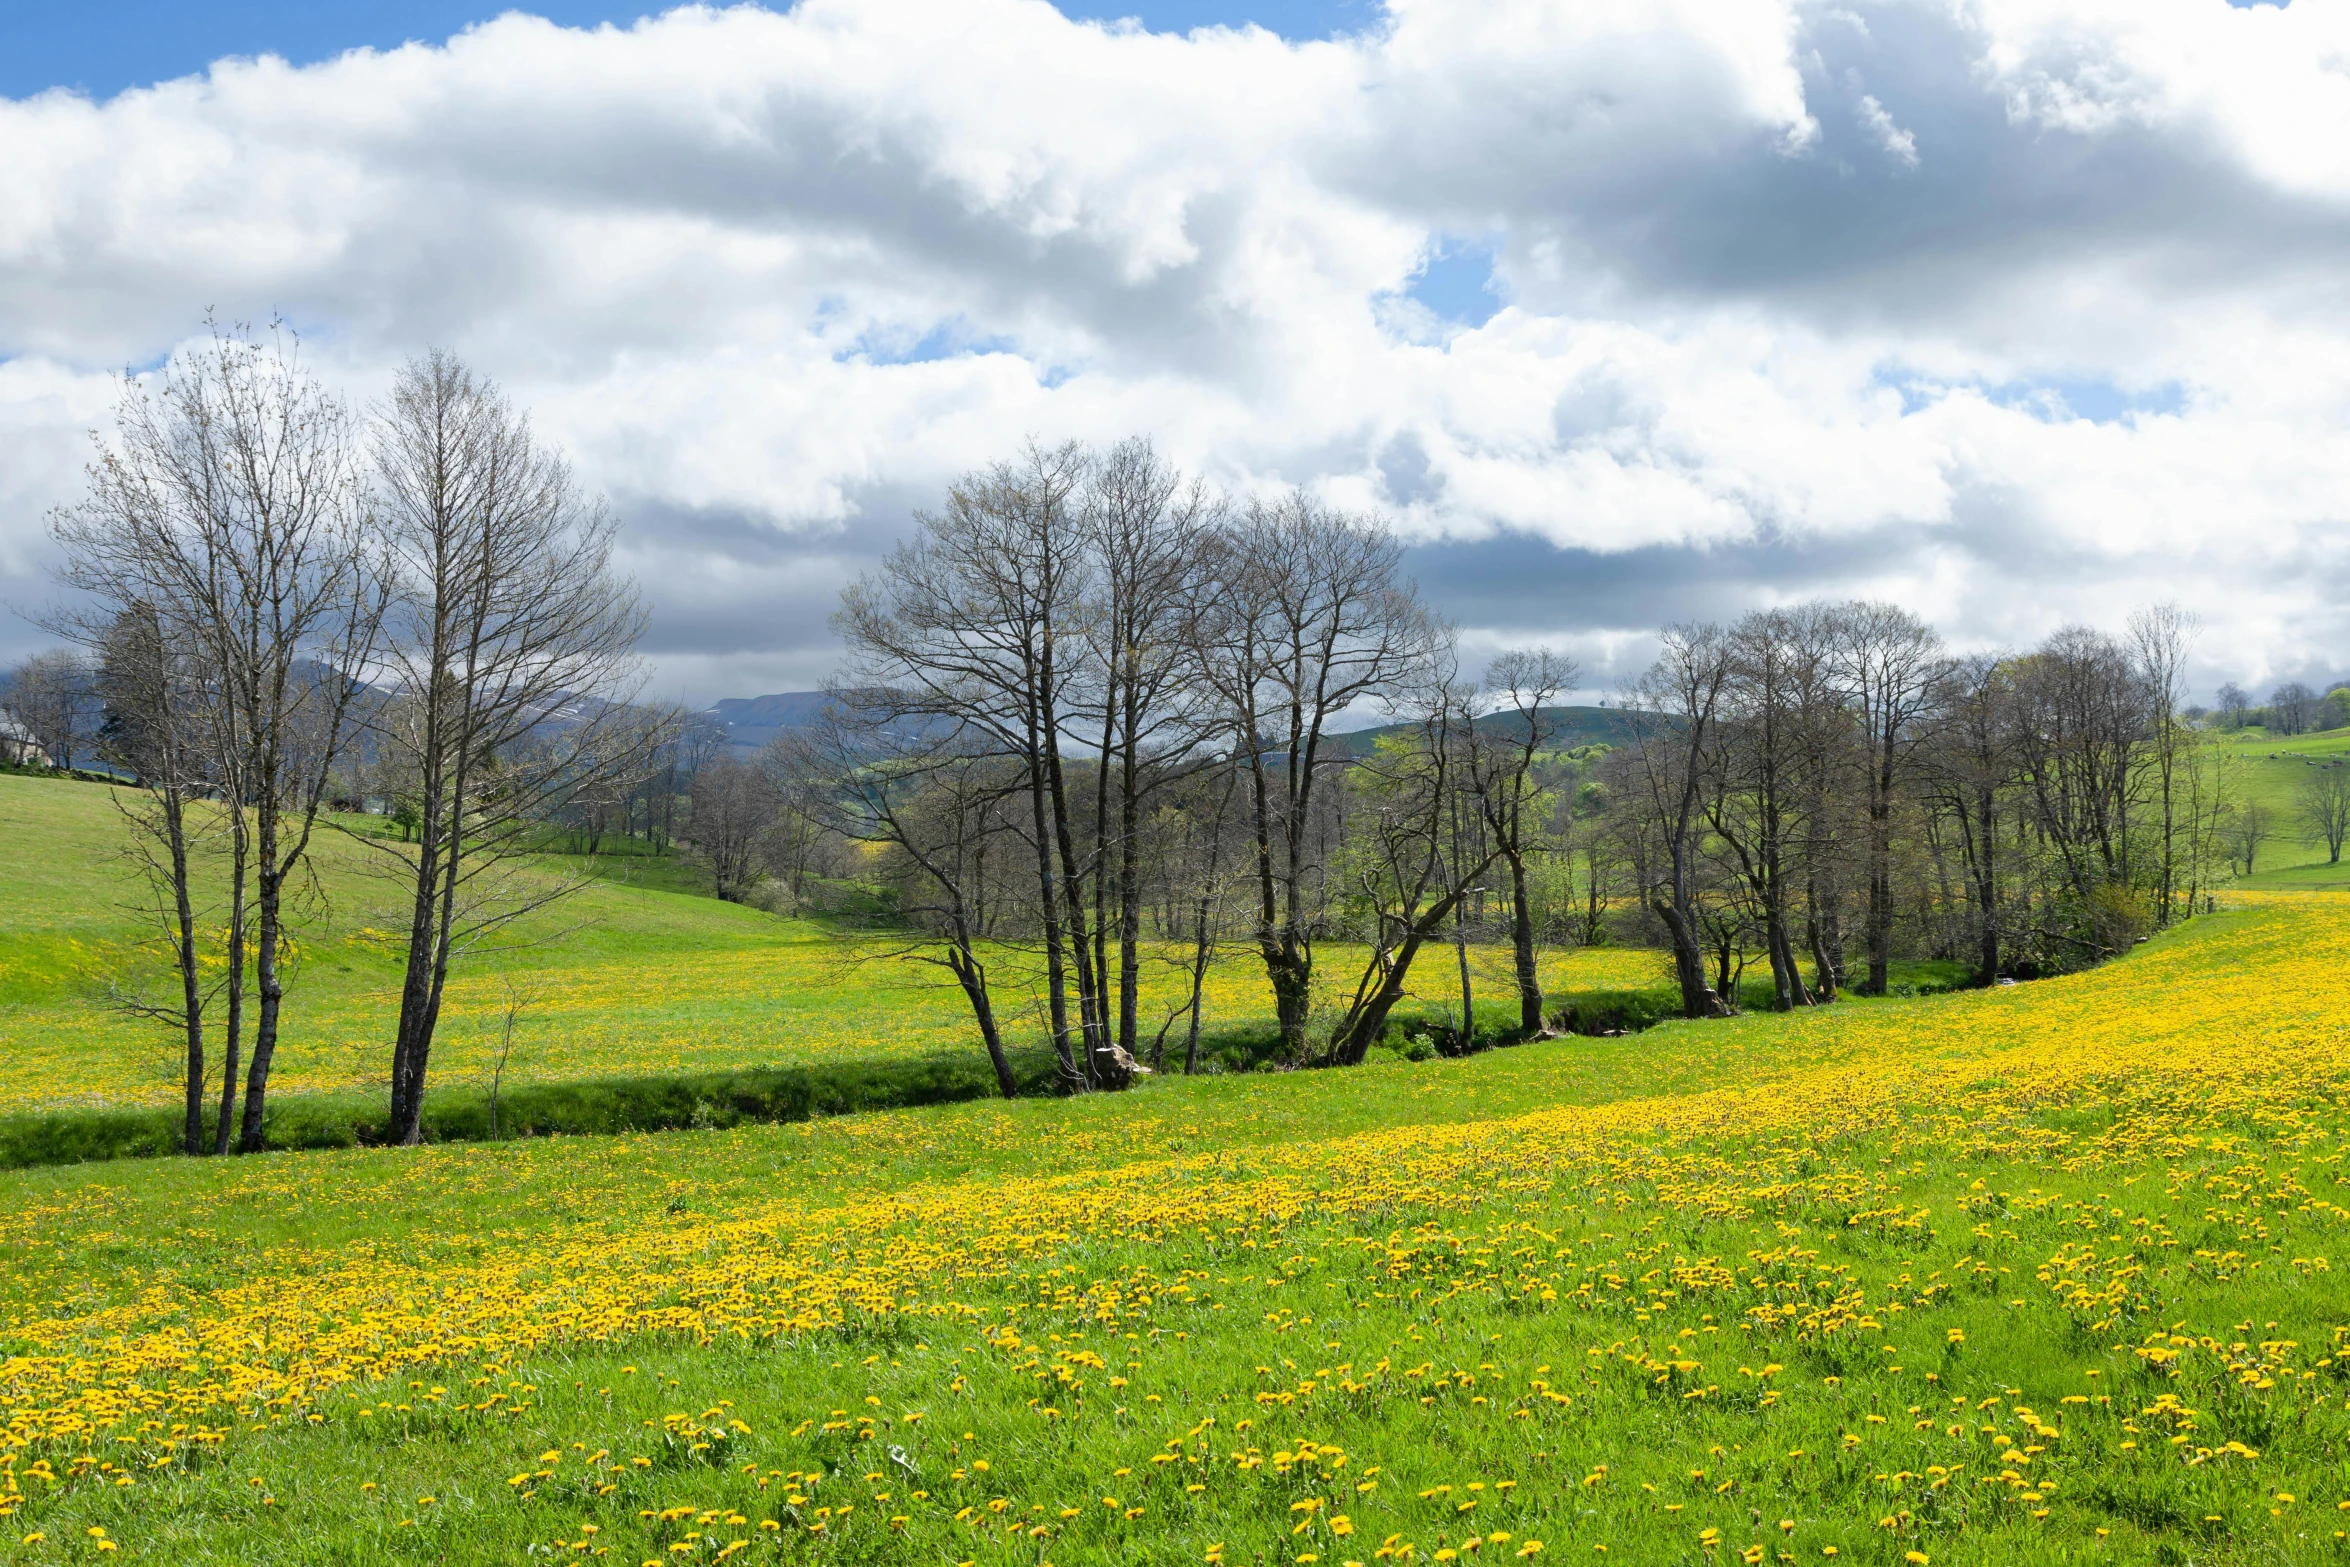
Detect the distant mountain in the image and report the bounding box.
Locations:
[701,691,832,755]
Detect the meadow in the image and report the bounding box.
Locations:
[2,872,2347,1563]
[2217,725,2350,890]
[0,775,1667,1121]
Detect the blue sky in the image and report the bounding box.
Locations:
[0,0,1378,99]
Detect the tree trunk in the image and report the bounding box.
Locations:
[1454,921,1474,1046]
[1181,904,1213,1075]
[1327,930,1435,1065]
[1650,897,1729,1019]
[213,821,249,1156]
[1024,711,1080,1087]
[238,835,284,1153]
[947,946,1017,1099]
[161,790,207,1156]
[1505,847,1542,1033]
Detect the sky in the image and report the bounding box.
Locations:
[1,0,2345,708]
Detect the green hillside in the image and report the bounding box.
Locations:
[1327,703,1641,758]
[2215,725,2350,887]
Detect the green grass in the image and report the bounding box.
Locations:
[2217,726,2350,885]
[1,893,2345,1563]
[0,774,1684,1144]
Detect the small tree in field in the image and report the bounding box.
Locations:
[2296,766,2350,864]
[2232,800,2273,874]
[688,755,780,901]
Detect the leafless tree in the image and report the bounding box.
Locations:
[2,649,96,769]
[780,694,1027,1098]
[365,350,654,1147]
[2129,604,2197,924]
[2296,765,2350,864]
[1623,624,1736,1019]
[2214,682,2252,730]
[1837,602,1949,995]
[2232,798,2273,875]
[1149,765,1246,1074]
[1324,659,1501,1063]
[1922,654,2019,984]
[2009,627,2152,932]
[688,755,782,901]
[89,605,216,1150]
[1203,492,1436,1058]
[2271,680,2318,737]
[836,440,1112,1086]
[1475,647,1576,1031]
[1077,437,1224,1068]
[50,322,384,1153]
[1705,609,1839,1009]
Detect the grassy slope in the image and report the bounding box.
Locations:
[2,893,2346,1563]
[2220,726,2350,887]
[0,776,1671,1125]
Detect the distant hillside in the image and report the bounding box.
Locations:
[1324,704,1642,758]
[697,694,1642,759]
[702,691,831,754]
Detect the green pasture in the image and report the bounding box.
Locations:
[0,894,2343,1563]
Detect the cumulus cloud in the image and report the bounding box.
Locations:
[1,0,2347,698]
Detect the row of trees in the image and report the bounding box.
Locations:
[46,328,654,1153]
[769,440,1545,1091]
[25,385,2290,1126]
[755,441,2264,1091]
[1612,607,2230,1019]
[2210,680,2350,736]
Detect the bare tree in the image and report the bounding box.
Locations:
[1077,438,1224,1068]
[366,350,653,1147]
[51,322,384,1153]
[2129,604,2197,925]
[2215,681,2252,730]
[2,649,96,769]
[1204,492,1435,1059]
[781,695,1026,1098]
[2271,681,2318,737]
[2297,765,2350,864]
[688,755,781,900]
[1837,602,1948,995]
[1324,660,1501,1063]
[1476,648,1576,1032]
[1624,624,1736,1019]
[2232,798,2273,875]
[836,441,1112,1086]
[1923,654,2018,984]
[1152,766,1245,1074]
[90,606,216,1151]
[1707,609,1837,1010]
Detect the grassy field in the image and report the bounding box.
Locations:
[2218,726,2350,888]
[2,878,2346,1562]
[0,775,1668,1120]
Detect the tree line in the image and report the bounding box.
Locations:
[697,441,2251,1098]
[16,384,2285,1131]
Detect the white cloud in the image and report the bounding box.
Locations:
[1854,92,1918,165]
[1,0,2348,697]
